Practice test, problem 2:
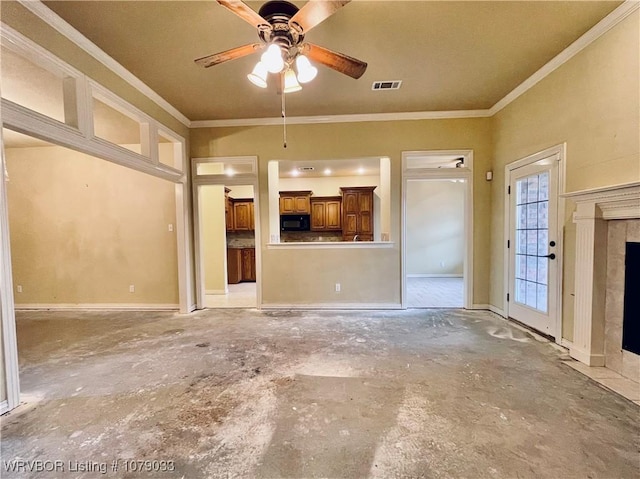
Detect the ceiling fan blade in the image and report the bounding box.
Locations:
[217,0,270,29]
[301,43,367,79]
[289,0,350,34]
[194,43,261,68]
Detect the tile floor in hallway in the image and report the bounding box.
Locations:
[204,282,257,308]
[406,276,463,308]
[1,308,638,479]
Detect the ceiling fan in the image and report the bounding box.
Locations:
[195,0,367,92]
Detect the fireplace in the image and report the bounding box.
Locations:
[564,182,640,375]
[604,220,640,380]
[622,242,640,355]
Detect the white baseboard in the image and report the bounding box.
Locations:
[205,289,228,295]
[570,347,605,366]
[488,304,507,317]
[469,303,490,310]
[15,303,179,311]
[406,274,463,278]
[0,400,9,416]
[560,338,573,349]
[261,303,403,310]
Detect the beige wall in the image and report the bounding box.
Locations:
[200,185,227,292]
[490,11,640,339]
[406,180,465,275]
[6,145,179,305]
[191,118,493,306]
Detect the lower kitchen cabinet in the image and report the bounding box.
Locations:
[227,247,256,284]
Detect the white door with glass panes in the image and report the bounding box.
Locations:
[508,158,559,336]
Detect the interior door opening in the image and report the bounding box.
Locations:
[405,179,466,308]
[199,184,257,309]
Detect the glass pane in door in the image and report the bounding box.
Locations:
[514,172,550,313]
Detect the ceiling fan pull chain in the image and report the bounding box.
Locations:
[282,81,287,148]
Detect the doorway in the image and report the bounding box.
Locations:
[405,179,465,307]
[401,150,473,309]
[198,184,257,308]
[192,157,261,310]
[505,145,565,339]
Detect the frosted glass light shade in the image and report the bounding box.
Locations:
[283,69,302,93]
[261,44,284,74]
[295,55,317,83]
[247,61,268,88]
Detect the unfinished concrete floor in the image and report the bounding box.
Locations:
[1,309,638,478]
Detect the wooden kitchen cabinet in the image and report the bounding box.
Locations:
[227,247,255,283]
[227,248,243,284]
[241,248,256,281]
[310,196,342,231]
[279,191,312,215]
[232,199,254,231]
[224,188,234,232]
[340,186,376,241]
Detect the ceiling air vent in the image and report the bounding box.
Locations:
[372,80,402,91]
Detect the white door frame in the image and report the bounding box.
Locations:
[401,150,474,309]
[0,118,21,414]
[191,156,261,310]
[503,144,566,342]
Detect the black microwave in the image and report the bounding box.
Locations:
[281,214,310,231]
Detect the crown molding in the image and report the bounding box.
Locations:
[191,109,492,128]
[489,0,640,116]
[17,0,191,128]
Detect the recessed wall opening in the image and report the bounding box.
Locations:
[405,179,465,307]
[3,128,181,400]
[267,157,391,244]
[198,184,257,308]
[402,150,474,310]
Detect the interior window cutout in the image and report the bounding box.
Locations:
[1,44,74,126]
[158,130,183,172]
[405,154,466,170]
[195,159,256,177]
[92,95,142,155]
[268,157,391,243]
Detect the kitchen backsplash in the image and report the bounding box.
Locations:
[227,231,255,248]
[281,231,343,242]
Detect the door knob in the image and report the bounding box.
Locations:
[542,253,556,260]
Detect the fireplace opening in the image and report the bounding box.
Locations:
[622,242,640,355]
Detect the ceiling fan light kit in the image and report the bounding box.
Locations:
[247,61,269,88]
[196,0,367,94]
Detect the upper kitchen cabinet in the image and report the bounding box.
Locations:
[340,186,376,241]
[310,196,342,231]
[280,191,312,215]
[224,188,234,232]
[232,199,254,231]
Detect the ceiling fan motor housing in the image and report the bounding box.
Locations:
[258,0,304,59]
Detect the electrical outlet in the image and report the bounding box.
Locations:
[440,261,445,268]
[335,283,341,292]
[168,224,174,232]
[129,285,135,293]
[17,285,22,293]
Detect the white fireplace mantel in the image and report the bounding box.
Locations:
[562,182,640,366]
